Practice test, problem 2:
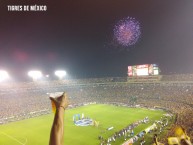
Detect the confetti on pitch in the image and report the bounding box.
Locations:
[114,17,141,46]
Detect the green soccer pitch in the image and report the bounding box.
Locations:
[0,104,166,145]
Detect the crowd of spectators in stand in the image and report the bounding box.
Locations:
[0,75,193,143]
[161,74,193,82]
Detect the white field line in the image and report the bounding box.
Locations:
[1,132,27,145]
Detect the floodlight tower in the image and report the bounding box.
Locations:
[55,70,67,80]
[28,70,42,81]
[0,70,9,82]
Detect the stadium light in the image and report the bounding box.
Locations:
[28,70,42,81]
[0,70,9,82]
[55,70,67,79]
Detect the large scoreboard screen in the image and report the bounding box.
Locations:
[128,64,159,76]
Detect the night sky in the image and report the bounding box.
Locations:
[0,0,193,80]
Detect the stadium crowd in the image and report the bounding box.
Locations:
[0,74,193,143]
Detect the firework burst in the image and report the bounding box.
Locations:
[114,17,141,46]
